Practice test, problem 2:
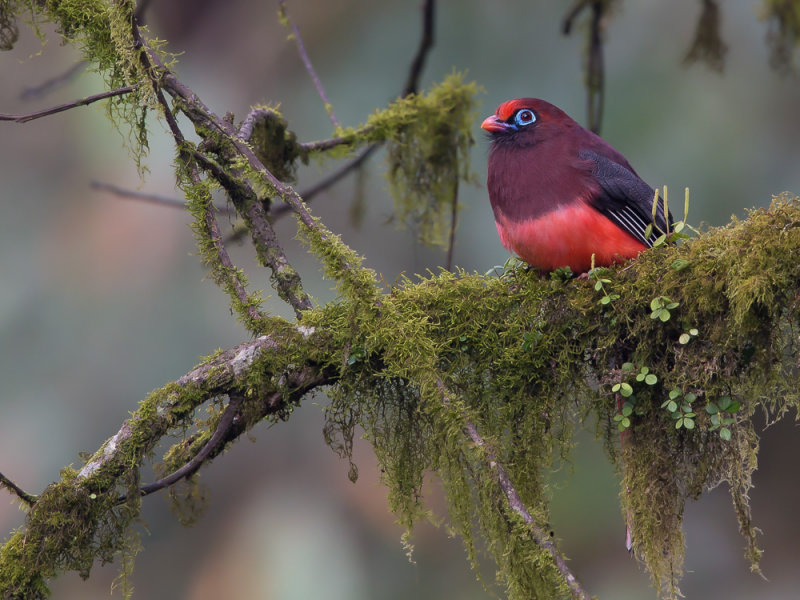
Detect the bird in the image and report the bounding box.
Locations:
[481,98,671,273]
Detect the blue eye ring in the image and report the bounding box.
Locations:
[513,109,536,127]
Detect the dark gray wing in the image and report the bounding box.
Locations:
[579,149,672,248]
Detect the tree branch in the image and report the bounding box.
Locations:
[128,394,244,500]
[0,85,137,123]
[436,377,591,600]
[279,0,340,128]
[402,0,435,97]
[91,179,237,215]
[462,421,590,600]
[0,471,37,506]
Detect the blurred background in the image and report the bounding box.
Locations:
[1,1,799,598]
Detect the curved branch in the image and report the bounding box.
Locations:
[128,394,244,500]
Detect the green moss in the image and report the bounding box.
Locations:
[316,194,800,599]
[244,107,306,183]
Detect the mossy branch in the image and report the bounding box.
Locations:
[3,195,800,599]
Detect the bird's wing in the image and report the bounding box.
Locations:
[578,149,672,249]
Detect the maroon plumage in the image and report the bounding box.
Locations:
[482,98,670,272]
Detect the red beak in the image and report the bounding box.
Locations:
[481,115,511,133]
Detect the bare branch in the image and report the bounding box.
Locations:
[0,471,37,506]
[562,0,591,34]
[561,0,606,134]
[270,0,436,211]
[128,394,244,500]
[266,144,379,220]
[445,178,458,271]
[0,85,137,123]
[402,0,435,97]
[91,180,237,215]
[279,0,340,128]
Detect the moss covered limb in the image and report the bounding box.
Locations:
[2,196,800,599]
[0,326,334,599]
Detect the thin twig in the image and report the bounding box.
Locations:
[445,178,458,271]
[462,420,591,600]
[0,85,137,123]
[271,0,436,210]
[269,145,378,219]
[91,180,237,215]
[129,395,243,500]
[20,62,86,101]
[435,378,590,600]
[299,135,357,154]
[402,0,435,96]
[561,0,605,134]
[562,0,591,34]
[0,471,37,506]
[279,0,340,128]
[586,1,605,134]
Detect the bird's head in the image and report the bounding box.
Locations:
[481,98,574,146]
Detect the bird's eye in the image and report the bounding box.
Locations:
[514,109,536,127]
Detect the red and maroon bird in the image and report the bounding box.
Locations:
[482,98,671,273]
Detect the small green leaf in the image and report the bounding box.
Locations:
[622,404,633,417]
[669,388,681,400]
[653,234,667,247]
[679,333,690,344]
[684,392,697,404]
[600,295,611,305]
[672,258,690,271]
[675,419,683,429]
[620,382,633,397]
[650,297,663,311]
[645,373,658,385]
[666,302,680,310]
[612,383,621,392]
[689,328,698,336]
[725,401,741,413]
[621,362,635,372]
[644,223,653,239]
[683,418,695,430]
[636,373,645,382]
[705,403,719,415]
[665,400,678,413]
[673,221,685,233]
[639,366,650,375]
[720,427,731,441]
[594,281,603,291]
[659,310,671,322]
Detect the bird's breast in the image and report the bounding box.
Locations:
[493,200,647,272]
